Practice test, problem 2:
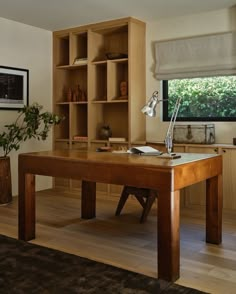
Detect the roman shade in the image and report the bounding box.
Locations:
[155,31,236,80]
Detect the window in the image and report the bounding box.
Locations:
[163,76,236,122]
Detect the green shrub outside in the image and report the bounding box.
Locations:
[168,76,236,118]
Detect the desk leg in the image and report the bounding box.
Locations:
[18,173,35,241]
[158,190,180,282]
[81,181,96,218]
[206,175,222,244]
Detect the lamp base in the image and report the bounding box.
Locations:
[157,153,181,159]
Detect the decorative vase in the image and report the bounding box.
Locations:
[99,125,112,140]
[0,156,12,205]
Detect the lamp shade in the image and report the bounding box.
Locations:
[141,91,159,117]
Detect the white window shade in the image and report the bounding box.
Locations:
[155,32,236,80]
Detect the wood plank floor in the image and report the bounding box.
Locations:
[0,188,236,293]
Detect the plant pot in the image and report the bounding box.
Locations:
[0,156,12,205]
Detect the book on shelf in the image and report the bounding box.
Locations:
[108,137,126,142]
[129,146,162,156]
[73,136,88,141]
[73,57,88,65]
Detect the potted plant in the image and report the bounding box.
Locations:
[0,103,62,205]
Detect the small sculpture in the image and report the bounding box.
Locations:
[99,125,112,140]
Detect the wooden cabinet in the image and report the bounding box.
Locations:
[220,147,236,210]
[53,17,146,195]
[184,146,218,207]
[183,145,236,210]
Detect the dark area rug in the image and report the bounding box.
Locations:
[0,234,207,293]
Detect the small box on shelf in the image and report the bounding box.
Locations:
[173,124,215,144]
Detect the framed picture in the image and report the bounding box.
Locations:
[0,66,29,110]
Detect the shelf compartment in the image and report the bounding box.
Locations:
[54,104,70,140]
[91,63,107,101]
[90,24,128,62]
[90,103,128,140]
[71,103,88,139]
[54,34,70,66]
[71,31,88,64]
[107,59,128,101]
[54,67,87,103]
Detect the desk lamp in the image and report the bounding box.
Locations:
[141,91,182,159]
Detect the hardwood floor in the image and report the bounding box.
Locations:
[0,188,236,293]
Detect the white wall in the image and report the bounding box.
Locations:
[146,8,236,144]
[0,17,53,196]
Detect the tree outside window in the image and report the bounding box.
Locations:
[163,76,236,121]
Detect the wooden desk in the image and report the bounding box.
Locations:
[18,150,222,282]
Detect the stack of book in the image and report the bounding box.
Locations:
[108,137,126,142]
[73,136,88,141]
[73,58,88,65]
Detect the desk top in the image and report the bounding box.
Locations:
[18,149,222,192]
[19,149,221,168]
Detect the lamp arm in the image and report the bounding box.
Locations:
[165,97,182,154]
[141,91,182,156]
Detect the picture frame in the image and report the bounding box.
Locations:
[0,66,29,110]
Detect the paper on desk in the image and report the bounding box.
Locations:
[129,146,162,155]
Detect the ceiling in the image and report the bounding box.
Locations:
[0,0,236,31]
